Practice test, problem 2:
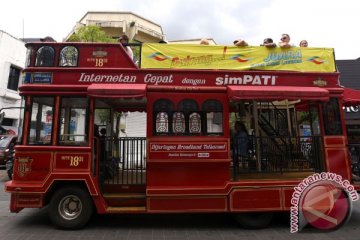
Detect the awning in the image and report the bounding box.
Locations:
[227,86,329,101]
[343,87,360,106]
[87,84,146,98]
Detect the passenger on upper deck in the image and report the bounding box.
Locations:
[118,34,134,60]
[200,38,210,45]
[233,39,248,47]
[40,36,56,42]
[299,40,308,47]
[279,33,293,48]
[261,38,276,48]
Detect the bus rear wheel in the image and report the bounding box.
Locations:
[234,212,273,229]
[49,187,93,229]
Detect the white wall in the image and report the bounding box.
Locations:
[0,30,26,125]
[120,112,147,137]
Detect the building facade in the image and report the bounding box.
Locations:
[336,58,360,144]
[337,59,360,178]
[65,11,165,43]
[0,30,26,134]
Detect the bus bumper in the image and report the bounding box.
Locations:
[5,181,44,212]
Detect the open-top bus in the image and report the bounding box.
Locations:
[5,41,359,229]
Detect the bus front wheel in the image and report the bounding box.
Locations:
[49,186,93,229]
[234,212,273,229]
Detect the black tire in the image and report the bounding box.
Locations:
[48,186,93,229]
[234,212,273,229]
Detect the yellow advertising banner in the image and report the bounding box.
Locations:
[141,44,336,72]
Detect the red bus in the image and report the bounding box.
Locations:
[5,42,359,229]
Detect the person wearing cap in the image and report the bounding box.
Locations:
[40,36,56,42]
[261,38,276,48]
[118,34,134,60]
[233,39,248,47]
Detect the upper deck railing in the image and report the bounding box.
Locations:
[24,42,336,72]
[21,42,341,92]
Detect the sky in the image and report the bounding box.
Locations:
[0,0,359,60]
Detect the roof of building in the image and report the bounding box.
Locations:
[336,58,360,89]
[21,37,56,43]
[79,11,163,28]
[21,38,42,43]
[0,29,24,42]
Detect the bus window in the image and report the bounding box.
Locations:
[155,112,169,134]
[59,97,88,145]
[172,112,185,134]
[17,98,26,144]
[178,99,200,135]
[28,97,55,145]
[323,98,343,135]
[153,99,174,135]
[189,112,201,134]
[35,46,55,67]
[25,47,33,67]
[59,46,78,67]
[202,99,223,135]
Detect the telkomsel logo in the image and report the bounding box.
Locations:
[290,172,359,233]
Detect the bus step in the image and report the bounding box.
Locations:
[102,184,146,194]
[106,206,146,213]
[103,193,146,207]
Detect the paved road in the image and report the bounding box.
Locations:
[1,169,359,240]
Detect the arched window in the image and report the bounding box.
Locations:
[189,112,201,134]
[153,99,174,135]
[178,99,198,112]
[154,99,174,112]
[59,46,78,66]
[177,99,201,134]
[35,46,55,67]
[202,99,223,134]
[156,112,169,133]
[172,112,185,133]
[202,99,223,112]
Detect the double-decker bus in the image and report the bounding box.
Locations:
[5,41,359,229]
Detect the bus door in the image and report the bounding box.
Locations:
[321,97,352,179]
[88,84,147,192]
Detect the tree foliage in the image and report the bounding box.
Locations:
[67,25,116,43]
[95,109,110,125]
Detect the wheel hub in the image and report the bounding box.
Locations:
[58,195,82,220]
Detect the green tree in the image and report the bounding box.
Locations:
[67,25,116,43]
